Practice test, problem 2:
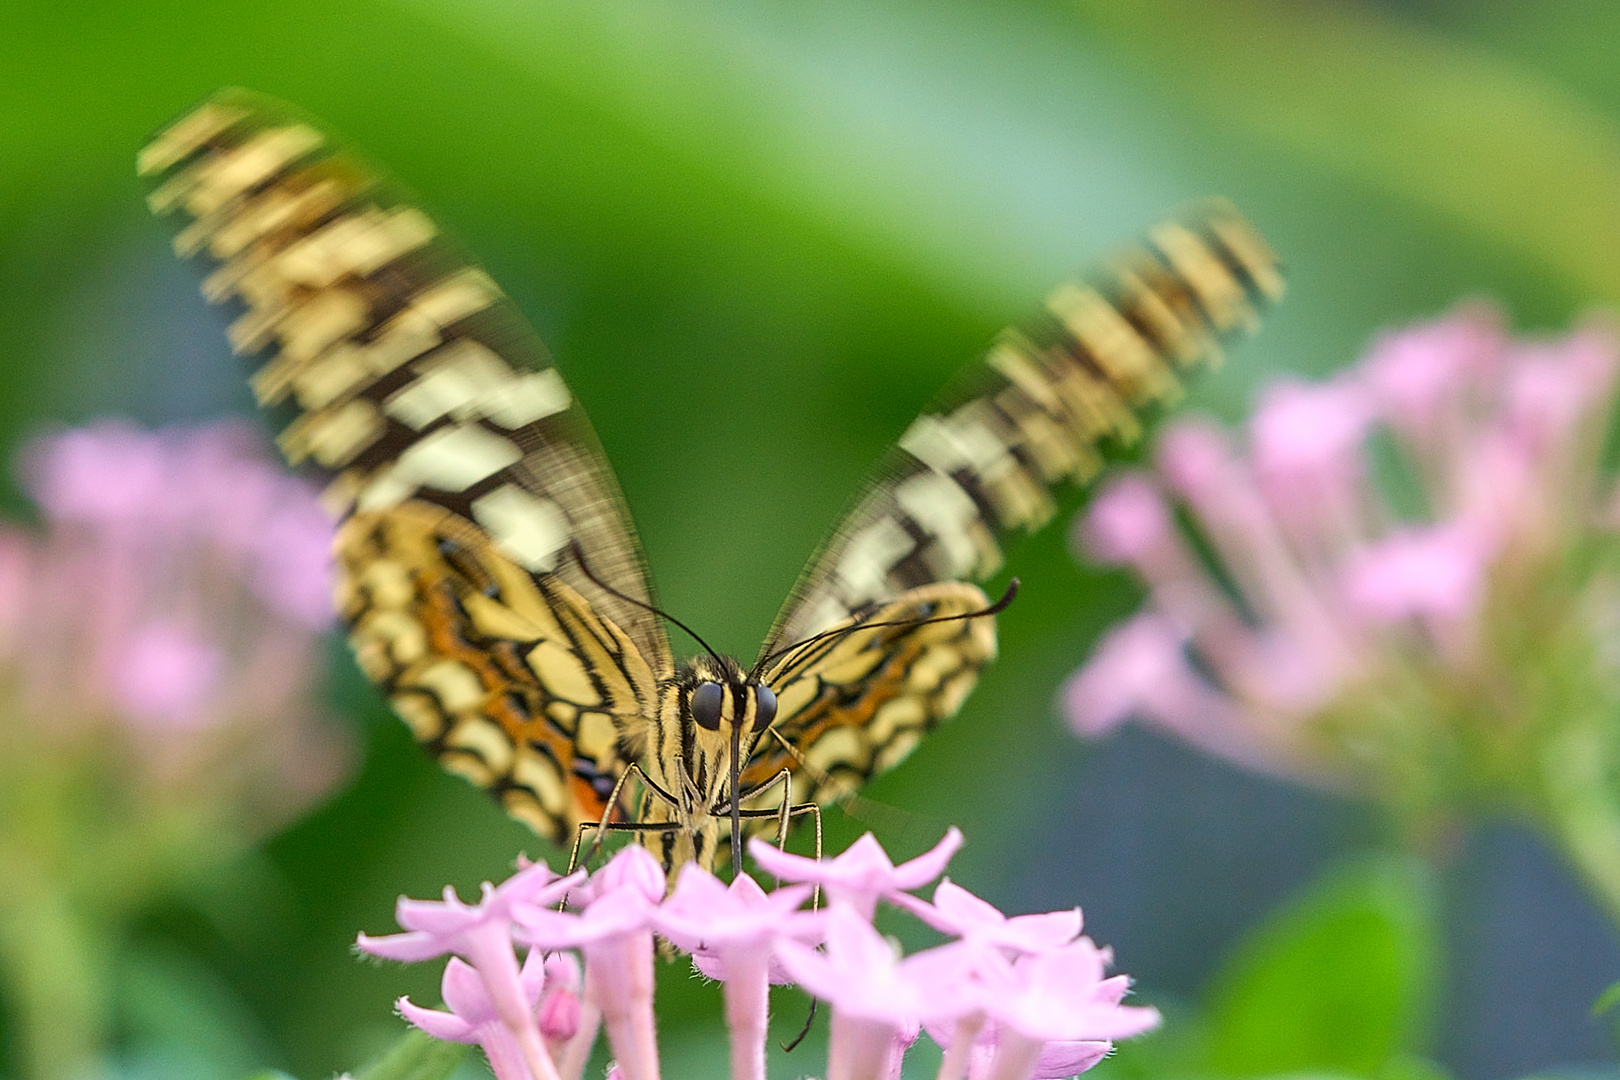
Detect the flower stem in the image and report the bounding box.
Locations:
[722,949,770,1080]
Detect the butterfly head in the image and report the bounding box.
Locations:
[667,655,778,798]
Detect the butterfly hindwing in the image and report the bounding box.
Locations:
[746,583,997,808]
[338,501,659,840]
[139,88,673,843]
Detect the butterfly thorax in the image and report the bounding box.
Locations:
[638,653,779,874]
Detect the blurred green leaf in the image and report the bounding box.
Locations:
[1592,979,1620,1016]
[117,943,276,1078]
[1204,856,1438,1074]
[351,1028,467,1080]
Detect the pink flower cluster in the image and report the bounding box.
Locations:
[359,831,1158,1080]
[1064,304,1620,789]
[0,419,347,817]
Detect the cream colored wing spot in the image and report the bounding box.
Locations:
[401,424,523,490]
[416,658,486,714]
[357,424,524,510]
[485,369,571,428]
[834,517,913,604]
[1046,283,1178,407]
[873,729,923,773]
[867,695,927,746]
[511,747,569,817]
[386,342,572,430]
[471,485,570,573]
[900,406,1050,534]
[935,670,979,717]
[446,716,516,776]
[1151,221,1251,333]
[138,101,247,176]
[277,207,436,288]
[893,471,996,580]
[803,726,863,775]
[148,124,323,216]
[575,711,620,763]
[391,692,448,741]
[279,398,384,468]
[356,608,428,668]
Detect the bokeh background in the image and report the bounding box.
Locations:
[2,1,1620,1077]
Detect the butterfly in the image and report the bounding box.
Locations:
[139,88,1282,878]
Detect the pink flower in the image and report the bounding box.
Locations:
[110,619,224,728]
[654,868,815,1080]
[364,833,1158,1080]
[1341,525,1489,629]
[0,420,348,812]
[775,907,974,1080]
[514,848,664,1080]
[397,952,549,1080]
[538,953,582,1043]
[890,880,1080,957]
[361,861,581,1080]
[748,828,962,919]
[1065,302,1620,825]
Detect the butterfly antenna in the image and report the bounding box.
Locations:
[567,540,726,670]
[757,577,1020,676]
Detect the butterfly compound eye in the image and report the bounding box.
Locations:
[691,682,725,730]
[754,684,777,728]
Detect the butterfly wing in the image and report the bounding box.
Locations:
[750,201,1283,801]
[139,88,673,843]
[743,582,995,806]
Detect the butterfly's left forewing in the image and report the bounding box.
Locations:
[140,89,674,844]
[749,202,1283,820]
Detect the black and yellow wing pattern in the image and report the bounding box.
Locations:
[139,89,671,843]
[743,202,1283,807]
[140,88,1281,872]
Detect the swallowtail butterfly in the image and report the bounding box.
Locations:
[139,89,1282,877]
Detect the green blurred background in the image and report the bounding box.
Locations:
[3,1,1620,1077]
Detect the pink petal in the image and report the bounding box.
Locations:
[1077,475,1174,565]
[1362,303,1503,431]
[1249,376,1374,489]
[1341,525,1487,626]
[397,995,477,1043]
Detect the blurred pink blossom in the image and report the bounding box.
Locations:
[1064,303,1620,817]
[0,419,350,829]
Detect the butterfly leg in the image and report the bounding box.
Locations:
[569,763,676,874]
[733,767,815,849]
[731,798,824,907]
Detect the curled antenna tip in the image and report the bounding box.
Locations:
[993,577,1020,612]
